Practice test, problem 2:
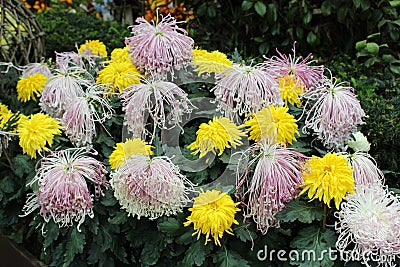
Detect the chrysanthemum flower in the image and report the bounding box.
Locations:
[348,152,384,187]
[125,14,194,78]
[110,155,194,219]
[16,73,48,102]
[277,74,305,107]
[0,103,15,130]
[212,63,281,120]
[236,142,305,234]
[303,75,366,149]
[346,131,370,152]
[300,153,354,209]
[265,43,324,90]
[17,113,62,158]
[61,85,113,147]
[109,138,154,169]
[22,148,108,230]
[121,79,193,138]
[96,61,142,93]
[22,62,52,78]
[40,74,86,117]
[184,189,240,246]
[245,106,299,144]
[192,48,233,76]
[78,40,107,58]
[110,47,131,63]
[188,117,246,158]
[335,184,400,266]
[244,106,275,142]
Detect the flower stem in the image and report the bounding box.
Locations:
[323,204,327,228]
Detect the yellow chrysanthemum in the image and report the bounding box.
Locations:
[96,61,142,93]
[299,153,354,209]
[110,47,131,63]
[0,103,15,130]
[184,189,240,246]
[78,40,107,58]
[192,48,233,75]
[277,74,305,107]
[270,105,299,144]
[244,107,276,142]
[109,138,154,169]
[17,113,62,158]
[245,106,299,144]
[16,73,48,102]
[188,117,245,158]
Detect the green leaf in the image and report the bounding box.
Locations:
[254,1,267,16]
[140,232,166,265]
[242,0,254,11]
[389,0,400,7]
[382,54,396,63]
[213,248,251,267]
[391,19,400,27]
[306,31,319,46]
[108,211,128,224]
[157,217,184,236]
[207,6,217,18]
[360,0,370,10]
[367,32,380,39]
[303,11,312,24]
[0,176,15,194]
[355,40,367,51]
[12,154,34,179]
[321,1,332,16]
[64,227,86,267]
[44,221,60,249]
[182,240,212,266]
[290,226,336,267]
[259,42,270,55]
[266,3,277,23]
[234,226,257,242]
[389,64,400,74]
[275,200,324,223]
[366,42,379,55]
[353,0,361,8]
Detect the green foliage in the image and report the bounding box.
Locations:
[290,226,336,267]
[35,9,131,59]
[276,200,324,224]
[188,0,400,60]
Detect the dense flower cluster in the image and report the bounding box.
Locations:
[0,11,396,266]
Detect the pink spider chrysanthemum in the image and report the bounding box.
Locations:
[120,79,193,139]
[265,42,324,90]
[22,63,52,78]
[236,141,305,234]
[348,152,384,187]
[40,73,86,117]
[110,155,194,219]
[62,84,113,147]
[22,148,108,230]
[212,63,282,121]
[303,74,366,150]
[335,184,400,267]
[125,13,194,78]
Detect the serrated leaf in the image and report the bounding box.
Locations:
[242,0,253,11]
[254,1,267,16]
[12,154,34,179]
[157,217,183,236]
[182,240,211,266]
[234,226,256,242]
[290,226,336,267]
[276,200,324,223]
[108,211,128,224]
[44,221,60,249]
[0,176,15,193]
[213,248,250,267]
[64,227,86,267]
[140,232,166,265]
